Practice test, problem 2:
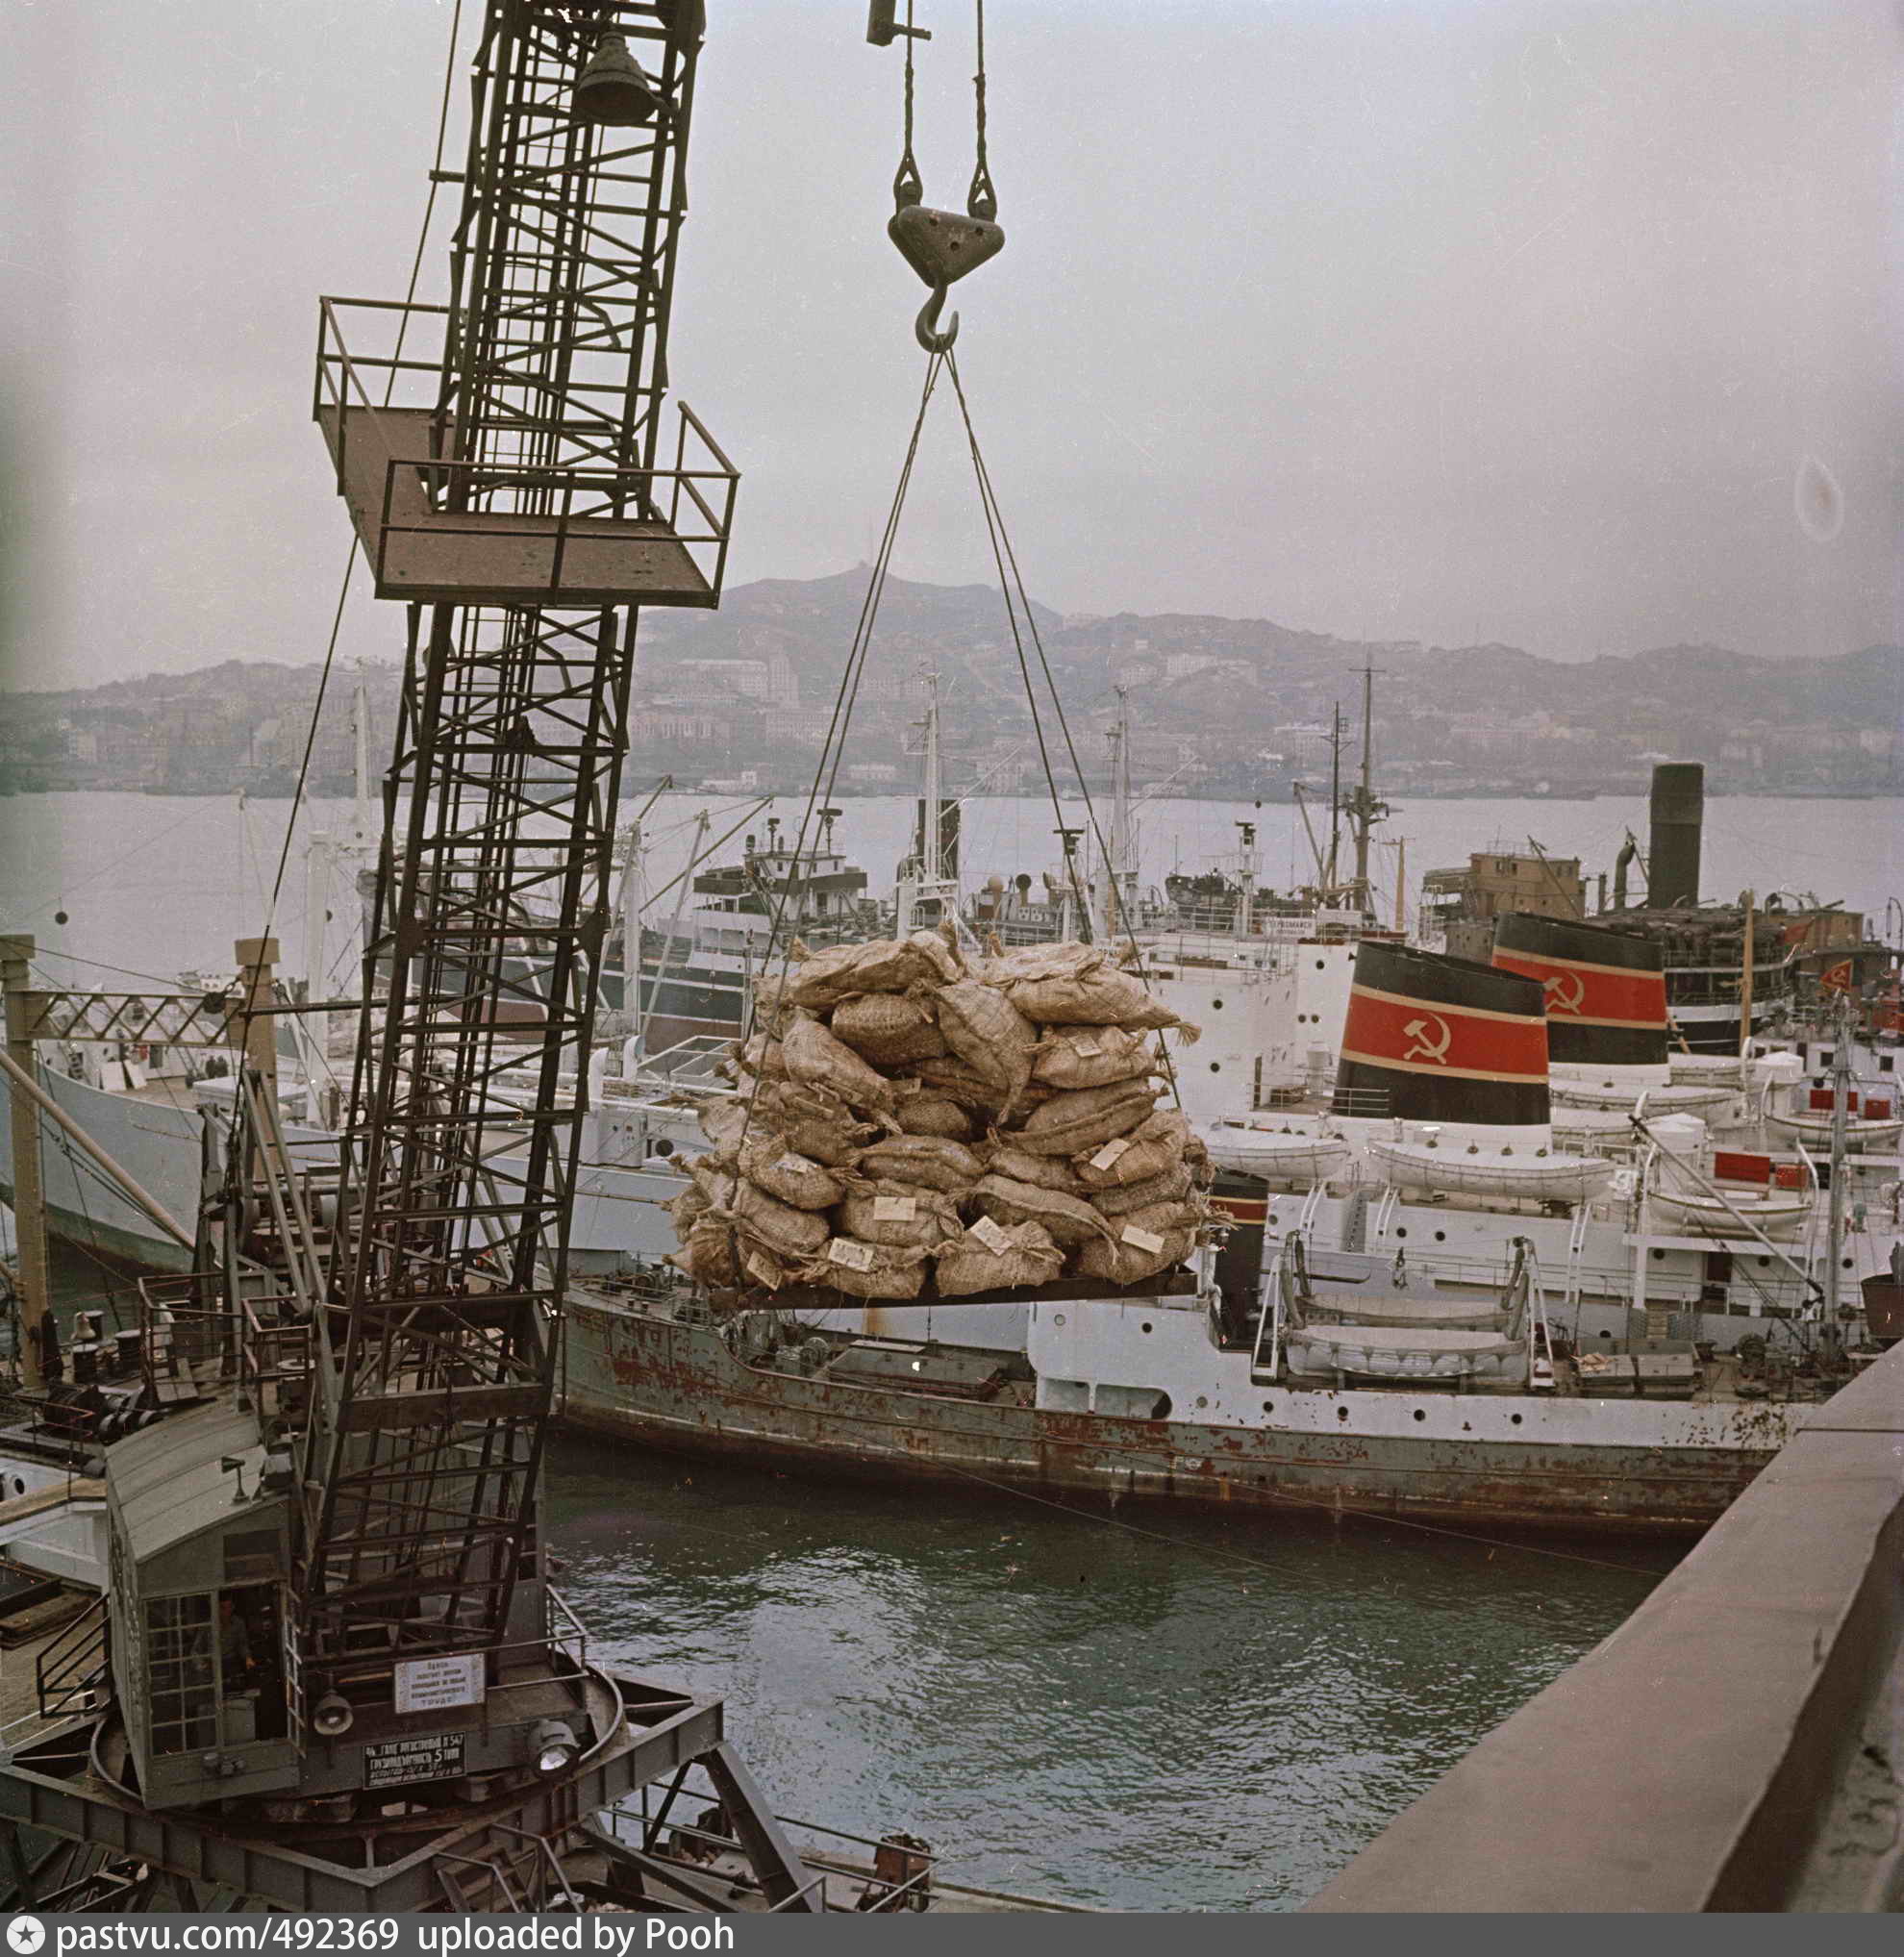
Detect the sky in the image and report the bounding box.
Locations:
[2,0,1899,690]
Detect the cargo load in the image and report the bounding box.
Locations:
[669,931,1212,1299]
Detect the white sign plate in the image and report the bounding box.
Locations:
[394,1652,486,1716]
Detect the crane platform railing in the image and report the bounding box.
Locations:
[314,296,738,605]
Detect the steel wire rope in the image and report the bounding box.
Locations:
[238,0,466,1069]
[14,802,222,930]
[738,352,948,1030]
[942,349,1190,1113]
[714,354,948,1277]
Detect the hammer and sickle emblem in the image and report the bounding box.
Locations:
[1544,969,1586,1016]
[1403,1013,1452,1065]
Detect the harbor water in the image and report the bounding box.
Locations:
[3,790,1893,1904]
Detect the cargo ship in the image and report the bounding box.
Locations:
[554,928,1886,1536]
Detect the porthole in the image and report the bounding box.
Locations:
[1757,1257,1770,1268]
[1337,1406,1349,1421]
[651,1138,675,1158]
[1209,1062,1221,1074]
[1511,1413,1523,1426]
[1842,1258,1854,1269]
[1650,1248,1666,1261]
[1053,1312,1066,1326]
[1213,997,1224,1010]
[1140,1320,1154,1334]
[9,1476,22,1496]
[1315,960,1325,970]
[1412,1409,1425,1422]
[1395,1227,1407,1240]
[1194,1394,1209,1409]
[1262,1400,1275,1415]
[1433,1230,1446,1242]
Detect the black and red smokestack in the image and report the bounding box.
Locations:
[1333,940,1548,1125]
[1491,914,1667,1070]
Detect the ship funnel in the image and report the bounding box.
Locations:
[1333,940,1548,1126]
[1492,914,1667,1071]
[1648,762,1704,909]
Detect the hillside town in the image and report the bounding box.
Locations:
[4,569,1899,802]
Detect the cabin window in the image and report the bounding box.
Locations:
[145,1593,215,1757]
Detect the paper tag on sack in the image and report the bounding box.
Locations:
[827,1238,876,1272]
[873,1194,917,1222]
[1120,1224,1165,1254]
[1071,1037,1103,1058]
[776,1153,808,1176]
[969,1215,1013,1254]
[1090,1137,1132,1171]
[742,1250,780,1288]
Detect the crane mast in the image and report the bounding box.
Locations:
[307,0,714,1719]
[0,6,841,1914]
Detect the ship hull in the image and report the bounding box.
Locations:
[560,1296,1785,1536]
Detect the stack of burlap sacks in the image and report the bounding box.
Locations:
[668,932,1212,1301]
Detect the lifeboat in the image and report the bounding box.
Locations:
[1366,1138,1616,1202]
[1648,1185,1813,1237]
[1766,1107,1904,1149]
[1202,1124,1349,1182]
[1550,1076,1736,1115]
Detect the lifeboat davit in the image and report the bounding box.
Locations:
[1203,1125,1349,1182]
[1366,1138,1616,1202]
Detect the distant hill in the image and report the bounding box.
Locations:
[6,570,1897,797]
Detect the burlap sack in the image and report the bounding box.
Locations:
[829,991,946,1067]
[746,1080,875,1167]
[908,1055,1031,1116]
[1031,1025,1157,1091]
[785,931,962,1010]
[891,1093,975,1140]
[1015,1081,1161,1156]
[983,943,1107,986]
[669,1215,788,1291]
[972,1172,1117,1248]
[711,1177,832,1259]
[1005,966,1186,1031]
[837,1181,965,1250]
[1071,1200,1200,1285]
[1072,1124,1182,1191]
[738,1132,848,1212]
[935,1217,1064,1297]
[1089,1161,1196,1217]
[782,1016,896,1110]
[798,1238,930,1298]
[932,979,1037,1116]
[731,1033,788,1079]
[983,1142,1086,1194]
[856,1134,983,1193]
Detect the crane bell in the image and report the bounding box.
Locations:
[573,33,660,126]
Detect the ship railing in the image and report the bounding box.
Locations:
[314,296,739,600]
[135,1275,313,1420]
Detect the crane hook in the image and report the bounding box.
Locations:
[915,283,959,354]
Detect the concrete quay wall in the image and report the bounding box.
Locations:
[1306,1343,1904,1913]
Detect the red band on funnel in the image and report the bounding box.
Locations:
[1491,949,1667,1031]
[1339,984,1547,1083]
[1487,951,1666,1033]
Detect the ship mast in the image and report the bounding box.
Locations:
[1100,685,1134,940]
[899,667,960,932]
